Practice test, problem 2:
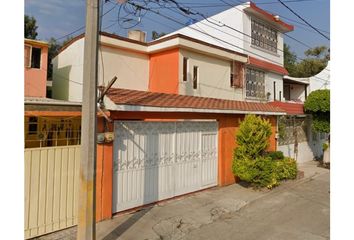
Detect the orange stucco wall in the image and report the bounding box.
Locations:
[24,43,48,97]
[95,112,278,220]
[96,119,114,221]
[149,48,179,94]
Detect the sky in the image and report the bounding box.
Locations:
[25,0,330,60]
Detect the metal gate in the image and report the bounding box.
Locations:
[112,121,218,213]
[24,145,80,239]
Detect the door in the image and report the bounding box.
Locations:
[112,121,218,213]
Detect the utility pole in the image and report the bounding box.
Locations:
[77,0,100,239]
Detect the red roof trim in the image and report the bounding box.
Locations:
[249,56,288,75]
[268,101,304,115]
[106,88,285,114]
[249,2,294,32]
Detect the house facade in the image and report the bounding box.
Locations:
[49,0,294,218]
[25,38,49,98]
[53,2,293,104]
[271,62,330,163]
[162,1,292,102]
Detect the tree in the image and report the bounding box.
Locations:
[283,44,330,78]
[304,89,330,133]
[152,31,166,40]
[25,15,38,39]
[283,43,298,76]
[234,115,272,160]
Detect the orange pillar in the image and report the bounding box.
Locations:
[96,119,114,222]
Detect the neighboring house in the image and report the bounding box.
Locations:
[270,62,330,162]
[162,1,293,102]
[25,38,49,97]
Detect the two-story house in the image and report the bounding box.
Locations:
[49,1,290,224]
[24,38,49,97]
[24,39,82,149]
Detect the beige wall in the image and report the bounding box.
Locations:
[98,45,149,91]
[53,38,149,102]
[179,48,243,101]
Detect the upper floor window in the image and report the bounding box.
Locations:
[31,47,41,69]
[24,45,41,69]
[251,19,278,53]
[183,57,188,81]
[193,66,198,89]
[245,68,265,99]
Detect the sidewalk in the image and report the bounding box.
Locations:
[34,160,329,240]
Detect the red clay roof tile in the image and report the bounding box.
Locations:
[268,101,304,115]
[106,88,285,114]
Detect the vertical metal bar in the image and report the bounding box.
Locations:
[77,0,99,239]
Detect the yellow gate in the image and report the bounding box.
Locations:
[24,145,80,239]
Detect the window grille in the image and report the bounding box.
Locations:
[251,19,278,53]
[245,68,265,99]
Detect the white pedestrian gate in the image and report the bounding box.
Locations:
[113,121,218,212]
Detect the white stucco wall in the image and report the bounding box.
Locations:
[178,49,243,100]
[309,61,330,91]
[52,38,149,102]
[265,72,284,101]
[52,39,85,102]
[289,83,306,101]
[164,2,284,66]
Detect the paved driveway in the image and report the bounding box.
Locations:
[35,162,329,240]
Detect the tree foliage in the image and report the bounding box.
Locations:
[283,44,330,78]
[232,115,297,188]
[304,89,330,133]
[152,31,166,40]
[234,115,272,160]
[25,15,38,39]
[283,43,297,76]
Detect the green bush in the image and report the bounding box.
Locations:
[234,115,272,160]
[304,89,330,133]
[232,156,279,188]
[323,143,329,151]
[265,151,284,160]
[274,157,297,180]
[232,114,297,189]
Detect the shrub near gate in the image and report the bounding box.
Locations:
[232,115,297,189]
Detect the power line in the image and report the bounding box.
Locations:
[54,0,116,42]
[164,1,324,64]
[277,0,330,40]
[217,0,317,49]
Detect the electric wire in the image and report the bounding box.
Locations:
[276,0,330,40]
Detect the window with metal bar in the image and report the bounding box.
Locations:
[245,68,265,99]
[251,19,278,53]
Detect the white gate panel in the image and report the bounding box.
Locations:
[113,121,218,213]
[201,132,218,187]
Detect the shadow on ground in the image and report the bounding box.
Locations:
[101,207,152,240]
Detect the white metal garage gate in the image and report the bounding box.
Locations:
[112,121,218,213]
